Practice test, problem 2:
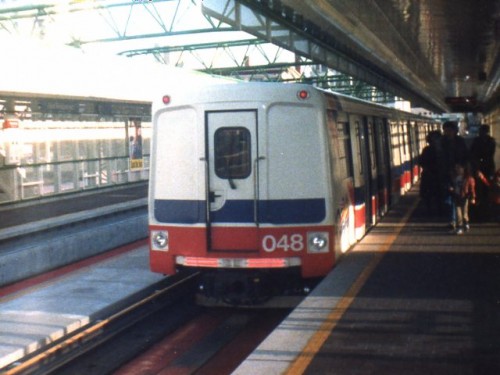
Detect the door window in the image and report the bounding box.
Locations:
[214,127,251,179]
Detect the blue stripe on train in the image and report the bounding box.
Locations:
[154,198,326,224]
[154,200,206,224]
[259,199,326,224]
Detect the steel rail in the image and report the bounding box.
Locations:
[3,271,200,375]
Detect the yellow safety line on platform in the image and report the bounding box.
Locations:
[286,196,420,374]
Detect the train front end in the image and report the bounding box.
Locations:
[148,83,337,301]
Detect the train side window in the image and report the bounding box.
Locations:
[343,124,354,178]
[337,121,353,179]
[355,121,363,175]
[326,110,353,180]
[214,127,251,179]
[367,122,376,172]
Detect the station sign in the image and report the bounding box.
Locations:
[129,118,144,170]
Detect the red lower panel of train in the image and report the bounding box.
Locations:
[149,225,335,278]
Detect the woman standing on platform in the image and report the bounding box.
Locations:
[419,130,444,216]
[470,124,496,220]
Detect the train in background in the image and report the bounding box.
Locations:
[148,82,439,303]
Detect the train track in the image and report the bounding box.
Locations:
[114,306,291,374]
[4,270,294,375]
[3,272,200,375]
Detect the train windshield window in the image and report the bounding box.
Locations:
[214,127,251,179]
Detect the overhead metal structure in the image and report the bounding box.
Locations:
[201,0,437,108]
[0,95,151,122]
[223,0,500,113]
[0,0,410,108]
[1,0,499,113]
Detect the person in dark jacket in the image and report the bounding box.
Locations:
[419,130,444,216]
[441,121,468,174]
[470,124,496,220]
[470,124,496,179]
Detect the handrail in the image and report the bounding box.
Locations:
[0,156,150,203]
[200,157,210,224]
[253,156,265,224]
[0,154,150,171]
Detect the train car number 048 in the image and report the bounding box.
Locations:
[262,234,304,252]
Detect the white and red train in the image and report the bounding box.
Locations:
[148,82,438,300]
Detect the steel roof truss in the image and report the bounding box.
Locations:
[202,0,443,111]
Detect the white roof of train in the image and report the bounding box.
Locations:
[0,36,227,103]
[154,81,421,119]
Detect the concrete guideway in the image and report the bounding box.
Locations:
[0,183,148,285]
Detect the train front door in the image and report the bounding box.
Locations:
[206,110,259,252]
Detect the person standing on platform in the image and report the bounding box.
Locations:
[418,130,444,216]
[441,121,468,227]
[448,163,476,234]
[470,124,496,220]
[441,121,468,174]
[472,168,500,222]
[490,169,500,222]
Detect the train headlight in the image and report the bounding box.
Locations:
[307,232,329,253]
[151,231,169,251]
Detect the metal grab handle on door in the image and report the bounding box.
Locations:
[253,156,266,224]
[200,157,209,223]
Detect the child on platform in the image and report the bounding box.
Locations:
[449,163,476,234]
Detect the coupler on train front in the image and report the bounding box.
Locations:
[194,268,320,306]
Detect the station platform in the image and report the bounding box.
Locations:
[234,189,500,374]
[0,243,165,371]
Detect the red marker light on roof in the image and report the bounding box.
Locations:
[298,90,309,100]
[162,95,171,105]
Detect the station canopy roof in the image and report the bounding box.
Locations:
[0,0,499,114]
